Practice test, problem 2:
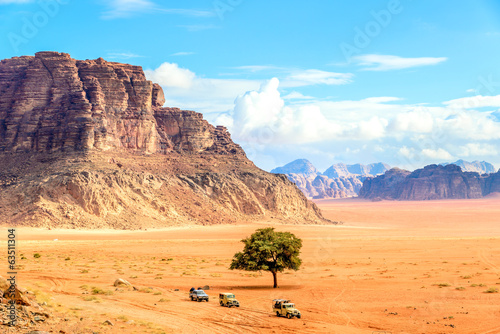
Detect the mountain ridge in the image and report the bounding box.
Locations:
[271,159,390,199]
[359,164,500,200]
[0,52,327,228]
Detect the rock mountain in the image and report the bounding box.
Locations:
[0,52,326,228]
[440,160,496,174]
[271,159,390,199]
[359,164,500,200]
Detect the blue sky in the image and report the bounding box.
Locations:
[1,0,500,171]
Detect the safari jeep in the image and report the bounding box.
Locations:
[219,293,240,307]
[273,299,301,319]
[189,289,209,302]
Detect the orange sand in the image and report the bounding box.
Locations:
[2,198,500,333]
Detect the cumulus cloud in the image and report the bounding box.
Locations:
[219,78,342,145]
[443,94,500,109]
[389,109,434,133]
[421,148,453,160]
[219,78,396,145]
[458,143,498,157]
[144,60,500,169]
[145,63,355,113]
[440,109,500,140]
[145,62,260,113]
[354,54,448,71]
[145,62,196,89]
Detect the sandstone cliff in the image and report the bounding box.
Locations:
[359,164,500,200]
[0,52,326,228]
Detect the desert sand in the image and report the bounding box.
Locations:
[2,198,500,333]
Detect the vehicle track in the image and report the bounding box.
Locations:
[478,249,499,274]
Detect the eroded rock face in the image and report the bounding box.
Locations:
[359,164,500,200]
[271,159,388,199]
[0,52,327,228]
[0,52,243,156]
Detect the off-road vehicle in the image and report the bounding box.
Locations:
[273,299,301,319]
[219,293,240,307]
[189,289,209,302]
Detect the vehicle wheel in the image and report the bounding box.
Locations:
[206,299,209,302]
[297,315,301,319]
[197,298,202,302]
[287,313,292,319]
[276,312,280,317]
[220,301,223,306]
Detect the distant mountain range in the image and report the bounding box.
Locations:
[440,160,496,174]
[360,164,500,200]
[272,159,498,200]
[271,160,390,199]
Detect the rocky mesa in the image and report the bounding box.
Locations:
[359,164,500,200]
[0,52,326,228]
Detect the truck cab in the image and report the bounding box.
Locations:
[273,299,301,319]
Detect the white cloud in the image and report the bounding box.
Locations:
[282,69,353,87]
[389,110,434,133]
[145,62,260,113]
[361,97,402,103]
[102,0,155,18]
[219,78,342,145]
[145,62,196,89]
[354,54,448,71]
[101,0,214,19]
[421,148,453,160]
[458,143,498,157]
[440,109,500,140]
[143,61,500,170]
[171,52,195,56]
[398,146,414,159]
[145,63,355,114]
[106,52,144,59]
[443,94,500,109]
[282,91,314,100]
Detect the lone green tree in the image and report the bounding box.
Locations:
[229,227,302,288]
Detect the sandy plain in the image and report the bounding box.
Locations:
[2,197,500,333]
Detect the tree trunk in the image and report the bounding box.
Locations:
[272,271,278,288]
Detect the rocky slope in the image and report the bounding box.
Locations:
[0,52,326,228]
[271,160,389,199]
[359,164,500,200]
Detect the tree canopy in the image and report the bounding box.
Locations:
[229,227,302,288]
